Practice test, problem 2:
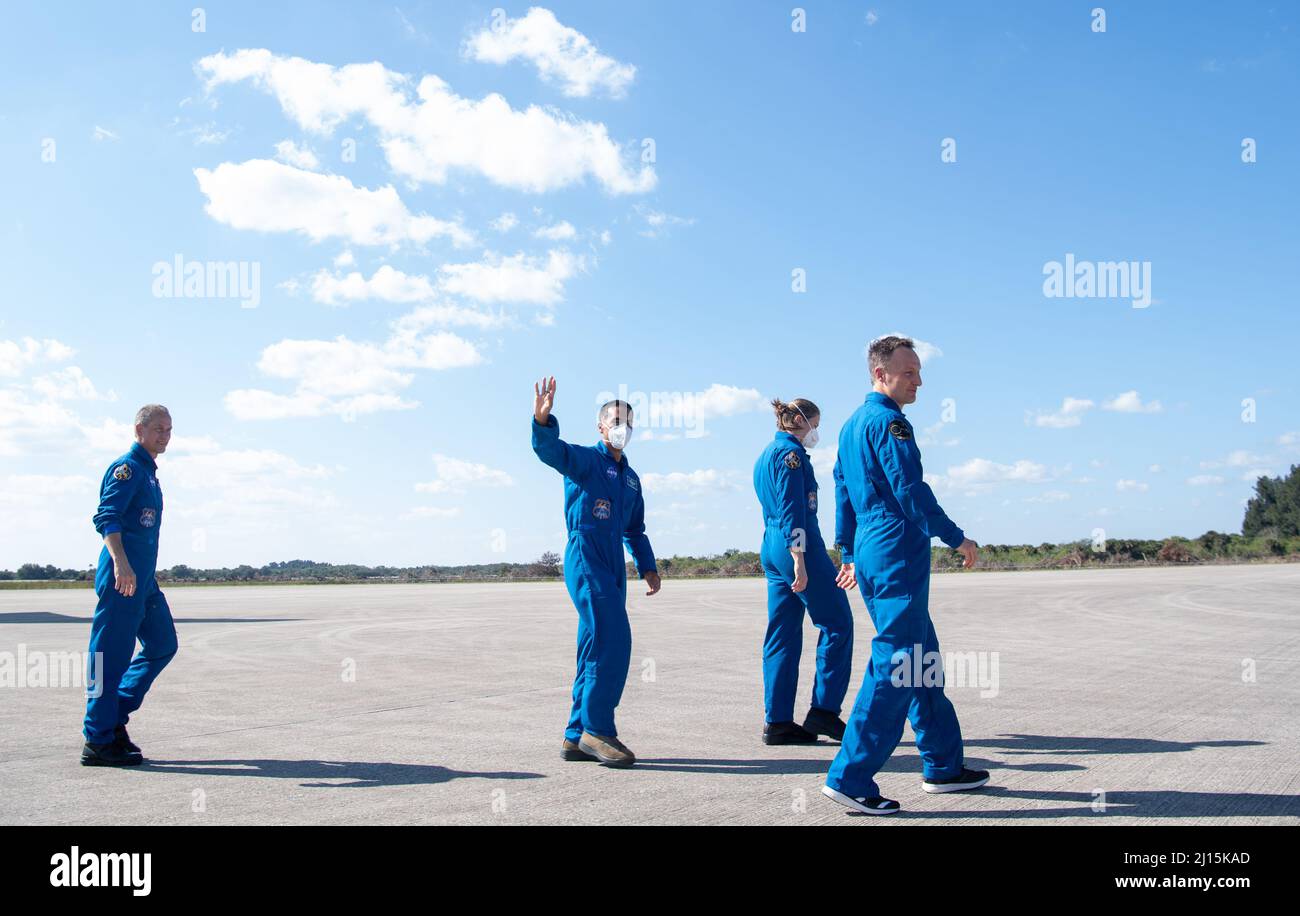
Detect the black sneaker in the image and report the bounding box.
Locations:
[80,741,143,767]
[821,785,901,815]
[802,707,846,741]
[922,767,990,794]
[762,721,819,745]
[114,725,141,755]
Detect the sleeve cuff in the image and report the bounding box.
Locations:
[101,523,122,536]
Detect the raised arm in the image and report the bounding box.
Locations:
[530,376,588,480]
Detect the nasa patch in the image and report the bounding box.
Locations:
[605,466,618,480]
[593,498,612,520]
[783,451,801,470]
[808,490,818,511]
[888,420,912,441]
[139,507,157,528]
[113,464,132,481]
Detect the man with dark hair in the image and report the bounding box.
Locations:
[81,405,178,766]
[821,337,987,814]
[531,376,660,767]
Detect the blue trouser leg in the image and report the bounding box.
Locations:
[905,573,964,778]
[760,528,804,722]
[84,564,171,744]
[801,544,854,715]
[762,574,805,723]
[565,603,595,741]
[114,584,178,728]
[826,529,962,798]
[563,547,631,740]
[761,530,854,721]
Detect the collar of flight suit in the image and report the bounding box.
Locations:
[867,391,902,413]
[774,430,804,449]
[129,441,158,472]
[593,439,627,469]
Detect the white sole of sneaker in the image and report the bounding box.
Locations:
[922,775,989,794]
[821,785,900,815]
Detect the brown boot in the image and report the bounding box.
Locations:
[561,738,597,762]
[578,732,636,768]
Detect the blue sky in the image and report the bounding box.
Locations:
[1,1,1297,570]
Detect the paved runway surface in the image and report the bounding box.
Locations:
[2,564,1298,825]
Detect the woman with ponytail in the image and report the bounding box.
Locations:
[751,398,855,744]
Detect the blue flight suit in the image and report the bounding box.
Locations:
[532,415,657,741]
[752,431,854,723]
[825,392,966,798]
[84,442,178,744]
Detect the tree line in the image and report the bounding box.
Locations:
[5,464,1298,583]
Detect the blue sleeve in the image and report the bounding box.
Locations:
[623,489,657,576]
[833,456,856,564]
[92,461,140,537]
[774,452,808,550]
[531,415,588,480]
[872,418,965,549]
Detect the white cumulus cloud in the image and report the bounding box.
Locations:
[416,453,514,494]
[194,159,474,248]
[225,330,482,421]
[464,7,636,99]
[1103,390,1163,414]
[437,249,583,305]
[1028,397,1094,429]
[640,468,741,495]
[197,49,655,194]
[273,139,320,169]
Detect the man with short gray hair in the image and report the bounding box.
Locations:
[821,336,987,814]
[81,405,178,766]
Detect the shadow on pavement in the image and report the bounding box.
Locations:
[0,612,301,624]
[965,733,1265,755]
[134,758,544,788]
[869,787,1300,820]
[635,753,1082,776]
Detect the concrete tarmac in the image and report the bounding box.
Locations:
[2,564,1297,825]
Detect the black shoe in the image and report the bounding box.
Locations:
[114,725,141,755]
[802,707,846,741]
[922,767,990,794]
[762,721,819,745]
[80,741,143,767]
[821,785,901,815]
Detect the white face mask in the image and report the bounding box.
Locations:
[794,405,818,449]
[607,424,631,450]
